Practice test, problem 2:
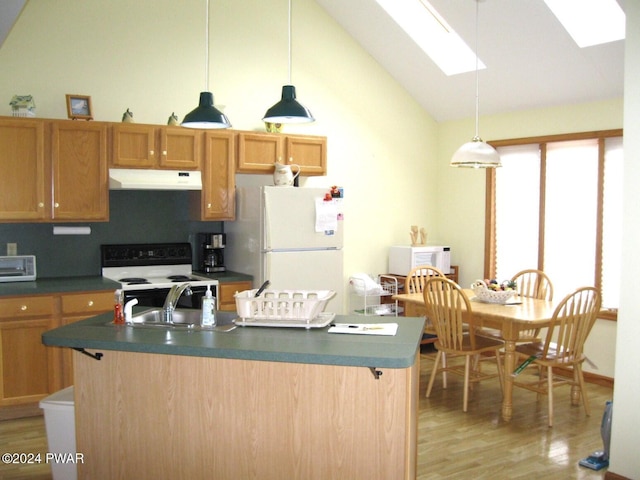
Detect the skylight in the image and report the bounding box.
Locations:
[375,0,484,76]
[543,0,625,47]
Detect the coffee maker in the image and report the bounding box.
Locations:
[198,233,226,273]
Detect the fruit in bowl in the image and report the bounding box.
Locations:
[483,279,517,291]
[472,279,517,303]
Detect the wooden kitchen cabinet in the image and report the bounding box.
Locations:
[50,120,109,221]
[190,131,236,221]
[0,117,46,221]
[0,295,56,407]
[59,291,113,387]
[0,117,109,222]
[111,123,202,170]
[217,281,252,311]
[236,131,326,176]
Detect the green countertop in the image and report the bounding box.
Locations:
[0,271,252,297]
[42,311,425,369]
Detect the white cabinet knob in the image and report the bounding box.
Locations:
[38,202,44,208]
[21,305,27,311]
[54,203,60,208]
[162,150,167,156]
[87,300,94,307]
[150,150,155,156]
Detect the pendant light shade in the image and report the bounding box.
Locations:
[450,0,500,168]
[182,0,231,129]
[263,85,314,124]
[262,0,315,124]
[182,92,230,129]
[451,136,501,168]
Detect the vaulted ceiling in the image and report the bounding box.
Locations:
[315,0,625,122]
[1,1,625,123]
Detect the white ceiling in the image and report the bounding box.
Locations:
[1,1,625,123]
[0,0,26,49]
[315,0,626,122]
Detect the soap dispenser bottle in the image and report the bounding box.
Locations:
[201,286,216,327]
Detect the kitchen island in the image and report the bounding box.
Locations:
[42,312,424,480]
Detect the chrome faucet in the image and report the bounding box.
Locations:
[162,283,192,323]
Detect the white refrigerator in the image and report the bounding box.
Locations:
[225,182,345,314]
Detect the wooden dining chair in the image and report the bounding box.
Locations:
[423,277,504,412]
[404,265,445,345]
[511,286,601,427]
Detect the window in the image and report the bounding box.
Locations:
[486,130,623,314]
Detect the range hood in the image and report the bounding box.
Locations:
[109,169,202,190]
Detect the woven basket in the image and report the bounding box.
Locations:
[471,280,516,304]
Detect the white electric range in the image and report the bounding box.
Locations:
[101,243,218,308]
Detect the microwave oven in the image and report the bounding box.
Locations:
[388,246,451,276]
[0,255,37,282]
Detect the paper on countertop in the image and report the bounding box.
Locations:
[315,198,338,233]
[328,323,399,336]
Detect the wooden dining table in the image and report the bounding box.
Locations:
[394,289,560,421]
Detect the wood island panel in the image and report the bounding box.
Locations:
[74,349,418,480]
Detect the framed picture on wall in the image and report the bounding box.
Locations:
[66,94,93,120]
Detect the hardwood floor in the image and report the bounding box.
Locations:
[0,346,613,480]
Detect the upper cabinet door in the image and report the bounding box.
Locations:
[285,135,327,176]
[193,131,236,221]
[236,131,327,176]
[236,132,284,173]
[111,124,156,168]
[159,127,202,170]
[51,121,109,221]
[0,118,47,221]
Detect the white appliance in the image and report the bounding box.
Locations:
[225,183,344,314]
[388,245,451,276]
[101,243,218,309]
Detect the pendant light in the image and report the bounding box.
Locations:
[263,0,315,124]
[450,0,500,168]
[182,0,231,129]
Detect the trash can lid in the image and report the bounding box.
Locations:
[39,385,74,407]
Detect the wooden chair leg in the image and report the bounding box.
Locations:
[495,352,504,392]
[575,364,591,416]
[426,351,442,398]
[442,353,448,389]
[547,366,554,427]
[463,355,471,413]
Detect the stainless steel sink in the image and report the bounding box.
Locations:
[116,308,236,331]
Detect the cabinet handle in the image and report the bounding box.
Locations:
[150,150,155,156]
[207,203,212,208]
[162,150,167,156]
[38,202,44,208]
[21,305,27,311]
[54,203,60,208]
[87,300,94,307]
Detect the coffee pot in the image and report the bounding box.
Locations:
[273,161,300,186]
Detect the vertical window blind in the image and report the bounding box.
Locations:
[491,132,622,310]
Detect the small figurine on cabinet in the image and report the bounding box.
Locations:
[121,108,134,123]
[167,112,179,126]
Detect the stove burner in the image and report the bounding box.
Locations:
[119,277,149,284]
[167,275,193,282]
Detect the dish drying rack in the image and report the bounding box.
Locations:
[349,274,399,316]
[234,289,336,328]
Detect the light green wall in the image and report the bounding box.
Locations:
[0,0,439,293]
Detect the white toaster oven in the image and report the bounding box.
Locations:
[0,255,37,282]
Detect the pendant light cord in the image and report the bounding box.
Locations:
[474,0,480,139]
[205,0,210,91]
[287,0,292,84]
